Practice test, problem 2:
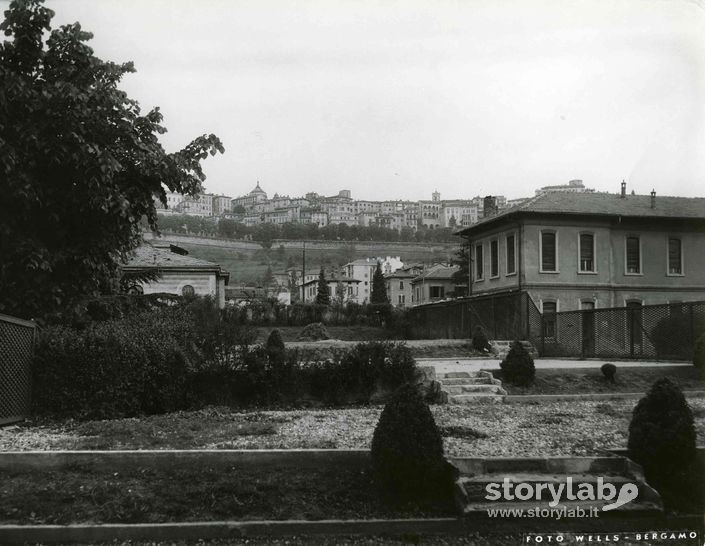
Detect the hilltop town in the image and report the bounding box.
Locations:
[154,179,594,230]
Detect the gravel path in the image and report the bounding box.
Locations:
[2,399,704,457]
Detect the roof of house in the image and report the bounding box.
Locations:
[458,191,705,235]
[300,275,361,286]
[384,270,418,279]
[123,245,229,279]
[411,264,459,283]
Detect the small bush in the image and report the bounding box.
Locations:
[370,383,455,503]
[33,319,190,419]
[306,342,417,405]
[601,363,617,383]
[266,329,286,365]
[297,322,330,341]
[628,378,697,509]
[499,341,535,386]
[471,326,491,353]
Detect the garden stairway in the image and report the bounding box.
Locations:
[437,371,507,404]
[490,340,538,360]
[451,457,663,519]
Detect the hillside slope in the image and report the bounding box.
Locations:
[145,233,459,285]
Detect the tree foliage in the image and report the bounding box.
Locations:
[315,267,330,305]
[371,261,389,305]
[0,0,224,319]
[450,241,470,297]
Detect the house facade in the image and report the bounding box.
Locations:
[457,186,705,313]
[385,264,424,307]
[343,257,403,303]
[300,274,362,304]
[410,264,460,305]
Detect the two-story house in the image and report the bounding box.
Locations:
[410,264,460,305]
[456,184,705,316]
[384,264,424,307]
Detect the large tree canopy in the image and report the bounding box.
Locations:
[0,0,224,319]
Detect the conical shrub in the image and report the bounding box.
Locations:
[500,340,535,386]
[628,378,696,486]
[370,383,453,502]
[266,329,286,365]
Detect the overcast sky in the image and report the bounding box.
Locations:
[32,0,705,200]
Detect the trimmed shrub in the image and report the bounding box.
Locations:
[33,319,190,419]
[266,329,286,364]
[471,326,491,353]
[298,322,330,341]
[601,363,617,383]
[306,342,417,405]
[370,383,455,503]
[499,341,535,386]
[628,378,697,509]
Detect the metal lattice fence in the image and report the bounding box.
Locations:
[410,292,537,342]
[0,314,35,425]
[543,301,705,360]
[411,293,705,361]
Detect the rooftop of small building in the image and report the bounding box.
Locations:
[124,244,228,274]
[411,264,459,282]
[458,189,705,235]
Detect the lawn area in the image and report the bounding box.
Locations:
[256,325,389,342]
[0,461,455,525]
[495,365,705,395]
[3,400,704,456]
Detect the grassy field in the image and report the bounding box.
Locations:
[0,462,455,524]
[495,366,705,395]
[172,237,457,284]
[256,325,389,342]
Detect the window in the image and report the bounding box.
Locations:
[541,231,557,272]
[490,239,499,278]
[181,284,195,297]
[475,244,484,280]
[399,281,404,289]
[579,233,595,272]
[430,286,445,299]
[398,295,405,305]
[542,301,557,338]
[668,237,682,275]
[626,236,641,274]
[506,234,516,275]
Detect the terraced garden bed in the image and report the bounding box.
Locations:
[494,366,705,395]
[3,400,704,457]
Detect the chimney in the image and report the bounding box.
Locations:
[620,180,626,198]
[650,189,656,208]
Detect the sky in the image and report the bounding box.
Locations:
[18,0,705,200]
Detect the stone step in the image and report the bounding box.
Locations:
[452,457,664,517]
[459,498,663,516]
[439,377,493,386]
[443,384,505,395]
[448,392,506,404]
[452,456,644,476]
[441,371,474,379]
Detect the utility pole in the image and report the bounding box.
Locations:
[301,240,306,302]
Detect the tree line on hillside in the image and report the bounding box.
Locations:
[154,214,460,245]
